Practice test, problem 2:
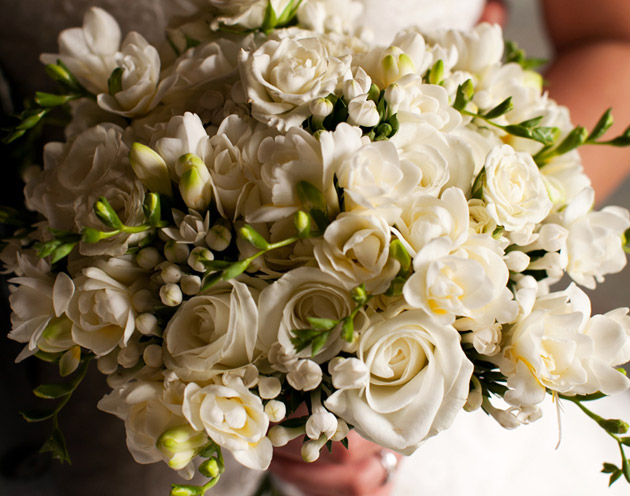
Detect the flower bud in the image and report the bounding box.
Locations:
[268,342,298,373]
[164,240,190,263]
[309,97,334,121]
[287,359,322,391]
[59,346,81,376]
[264,400,286,422]
[331,419,350,442]
[328,357,369,389]
[268,425,305,447]
[347,97,380,127]
[177,154,212,211]
[136,312,160,336]
[381,47,416,86]
[343,67,372,101]
[384,83,404,114]
[136,247,163,269]
[199,458,220,479]
[160,261,183,284]
[157,425,209,471]
[301,435,328,463]
[160,283,183,307]
[464,375,483,412]
[143,344,163,368]
[188,246,213,272]
[258,376,282,399]
[206,223,232,252]
[180,275,202,295]
[129,142,173,197]
[504,250,530,273]
[117,341,141,368]
[94,197,123,230]
[97,349,119,375]
[306,411,338,440]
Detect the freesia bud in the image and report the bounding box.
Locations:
[206,223,232,252]
[264,400,286,422]
[384,83,404,114]
[258,376,282,399]
[180,275,201,295]
[157,425,209,470]
[188,246,213,272]
[97,350,119,375]
[504,250,530,273]
[136,247,162,269]
[287,359,322,391]
[306,411,338,440]
[59,346,81,376]
[343,67,372,100]
[160,283,183,307]
[159,262,183,284]
[381,47,415,86]
[129,142,173,197]
[347,97,380,127]
[164,240,190,263]
[268,425,305,447]
[143,344,163,368]
[177,153,212,211]
[301,435,328,463]
[136,313,159,335]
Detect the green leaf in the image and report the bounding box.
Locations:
[342,316,354,342]
[50,242,77,264]
[310,331,329,356]
[588,108,614,141]
[276,0,300,26]
[453,80,474,111]
[108,67,123,96]
[33,383,74,400]
[623,456,630,483]
[608,135,630,147]
[221,259,250,280]
[531,126,560,146]
[16,109,48,131]
[40,427,71,464]
[602,462,619,473]
[471,167,486,200]
[34,92,76,107]
[518,116,544,129]
[483,97,513,119]
[341,437,349,449]
[34,350,61,363]
[620,437,630,447]
[609,469,623,487]
[554,126,588,155]
[20,408,56,423]
[296,181,327,211]
[239,225,269,250]
[261,0,278,34]
[384,276,406,297]
[306,317,337,330]
[202,260,233,271]
[201,272,223,291]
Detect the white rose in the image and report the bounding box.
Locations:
[324,308,473,455]
[163,279,261,381]
[336,140,421,223]
[557,187,630,289]
[501,284,630,407]
[183,382,272,470]
[258,267,368,362]
[314,212,399,293]
[67,257,149,356]
[482,144,552,244]
[97,32,174,117]
[238,36,351,130]
[40,7,121,94]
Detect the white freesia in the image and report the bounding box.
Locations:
[287,359,323,391]
[209,0,292,30]
[66,257,149,356]
[182,382,272,470]
[40,7,121,94]
[238,36,351,130]
[482,144,552,244]
[325,308,473,455]
[163,279,261,381]
[98,380,202,479]
[501,284,630,407]
[557,187,630,289]
[328,356,370,389]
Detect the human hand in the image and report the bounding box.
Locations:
[269,430,402,496]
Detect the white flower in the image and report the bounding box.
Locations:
[98,32,174,117]
[328,356,370,389]
[8,256,75,361]
[209,0,292,30]
[67,257,149,356]
[403,235,517,326]
[182,382,272,470]
[501,284,630,407]
[98,380,201,479]
[558,188,630,289]
[163,279,261,381]
[40,7,121,94]
[161,209,209,245]
[258,267,368,362]
[347,95,380,127]
[482,145,552,244]
[238,36,351,130]
[287,359,323,391]
[313,212,399,293]
[296,0,363,35]
[336,140,421,223]
[324,308,473,455]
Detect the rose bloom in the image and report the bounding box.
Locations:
[238,35,351,130]
[163,279,262,382]
[324,307,473,454]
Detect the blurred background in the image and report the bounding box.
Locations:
[0,1,628,495]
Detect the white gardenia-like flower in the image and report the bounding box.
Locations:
[66,257,149,356]
[482,144,553,244]
[500,284,630,407]
[40,7,121,94]
[182,381,273,470]
[98,32,174,117]
[314,212,399,293]
[238,36,351,130]
[325,308,473,455]
[163,279,261,381]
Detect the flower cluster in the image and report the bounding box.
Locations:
[5,2,630,493]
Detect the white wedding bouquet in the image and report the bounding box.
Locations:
[4,1,630,494]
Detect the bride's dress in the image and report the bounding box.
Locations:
[1,1,629,495]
